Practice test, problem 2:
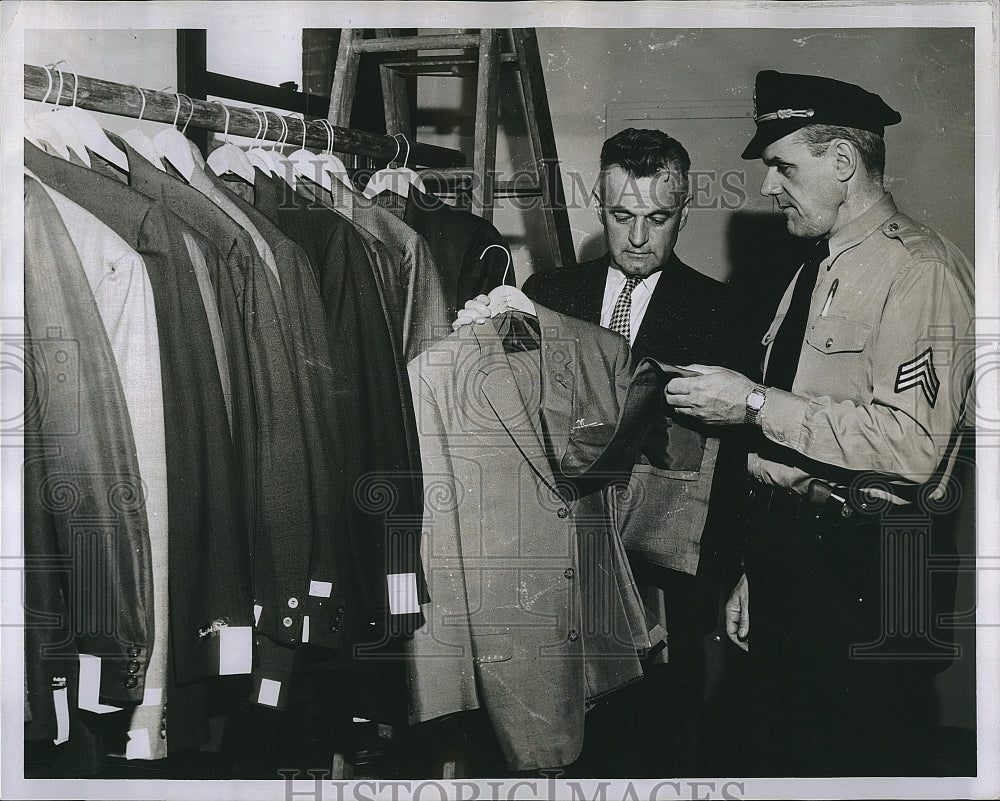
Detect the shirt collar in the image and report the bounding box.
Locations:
[827,192,898,264]
[607,263,664,294]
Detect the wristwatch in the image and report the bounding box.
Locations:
[744,384,767,426]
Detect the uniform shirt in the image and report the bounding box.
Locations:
[751,193,974,498]
[599,267,663,346]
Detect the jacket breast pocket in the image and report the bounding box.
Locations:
[805,316,871,355]
[473,631,513,664]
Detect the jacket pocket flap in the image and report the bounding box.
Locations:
[805,316,871,354]
[473,631,512,664]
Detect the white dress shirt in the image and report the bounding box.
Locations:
[599,267,663,345]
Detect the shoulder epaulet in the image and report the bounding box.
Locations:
[881,213,953,264]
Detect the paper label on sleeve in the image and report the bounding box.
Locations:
[219,626,253,675]
[52,687,69,745]
[257,678,281,708]
[78,654,123,714]
[125,728,152,760]
[387,572,420,615]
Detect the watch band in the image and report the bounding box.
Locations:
[744,384,767,426]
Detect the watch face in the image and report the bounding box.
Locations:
[748,390,766,411]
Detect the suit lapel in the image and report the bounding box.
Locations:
[471,320,556,483]
[537,306,578,462]
[632,254,680,358]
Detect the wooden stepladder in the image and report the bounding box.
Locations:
[328,28,577,271]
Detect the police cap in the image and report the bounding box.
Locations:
[741,70,902,159]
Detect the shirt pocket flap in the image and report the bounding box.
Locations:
[805,316,871,354]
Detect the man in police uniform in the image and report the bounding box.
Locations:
[663,70,974,775]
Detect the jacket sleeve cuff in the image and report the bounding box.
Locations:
[758,388,811,450]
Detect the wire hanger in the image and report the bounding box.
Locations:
[153,91,196,181]
[206,101,254,184]
[25,65,71,159]
[47,61,130,173]
[284,114,320,188]
[271,113,297,189]
[316,119,353,189]
[246,109,280,176]
[362,133,427,199]
[480,244,513,286]
[119,85,165,170]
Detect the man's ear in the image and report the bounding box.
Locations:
[594,189,606,226]
[679,195,691,231]
[832,139,859,183]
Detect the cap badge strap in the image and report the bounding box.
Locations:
[756,108,816,122]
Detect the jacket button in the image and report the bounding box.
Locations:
[287,597,299,609]
[888,222,899,232]
[282,616,294,628]
[825,338,834,348]
[564,568,575,579]
[568,629,579,642]
[127,645,141,658]
[126,660,140,674]
[124,676,138,690]
[557,507,569,519]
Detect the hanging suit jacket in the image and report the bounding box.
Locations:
[406,305,679,770]
[251,173,429,634]
[25,144,254,696]
[522,253,744,638]
[375,187,513,320]
[23,175,153,729]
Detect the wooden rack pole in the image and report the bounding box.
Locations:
[23,64,465,168]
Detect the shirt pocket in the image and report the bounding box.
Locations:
[805,316,872,355]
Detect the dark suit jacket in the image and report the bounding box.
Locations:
[376,187,512,320]
[522,253,743,637]
[23,175,152,727]
[26,143,254,682]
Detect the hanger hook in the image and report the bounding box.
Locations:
[250,108,264,143]
[215,101,231,143]
[180,94,195,134]
[45,63,65,110]
[398,133,412,170]
[273,113,289,152]
[299,115,308,151]
[169,91,182,127]
[387,133,402,167]
[252,107,269,145]
[38,65,54,109]
[320,119,334,155]
[52,60,79,107]
[129,85,148,124]
[480,244,513,286]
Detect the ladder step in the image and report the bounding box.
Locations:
[383,53,519,77]
[354,33,481,54]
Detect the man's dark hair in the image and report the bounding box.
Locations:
[600,128,691,192]
[796,124,886,182]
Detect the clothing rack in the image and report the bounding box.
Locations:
[23,63,465,168]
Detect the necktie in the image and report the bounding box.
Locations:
[609,275,642,341]
[765,238,829,391]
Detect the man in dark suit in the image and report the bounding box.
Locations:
[458,129,743,777]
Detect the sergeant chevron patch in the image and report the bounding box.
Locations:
[895,347,940,407]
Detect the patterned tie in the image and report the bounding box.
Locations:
[765,237,830,391]
[609,275,642,341]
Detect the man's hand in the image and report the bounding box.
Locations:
[663,365,755,425]
[452,294,493,330]
[725,573,749,652]
[451,288,536,330]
